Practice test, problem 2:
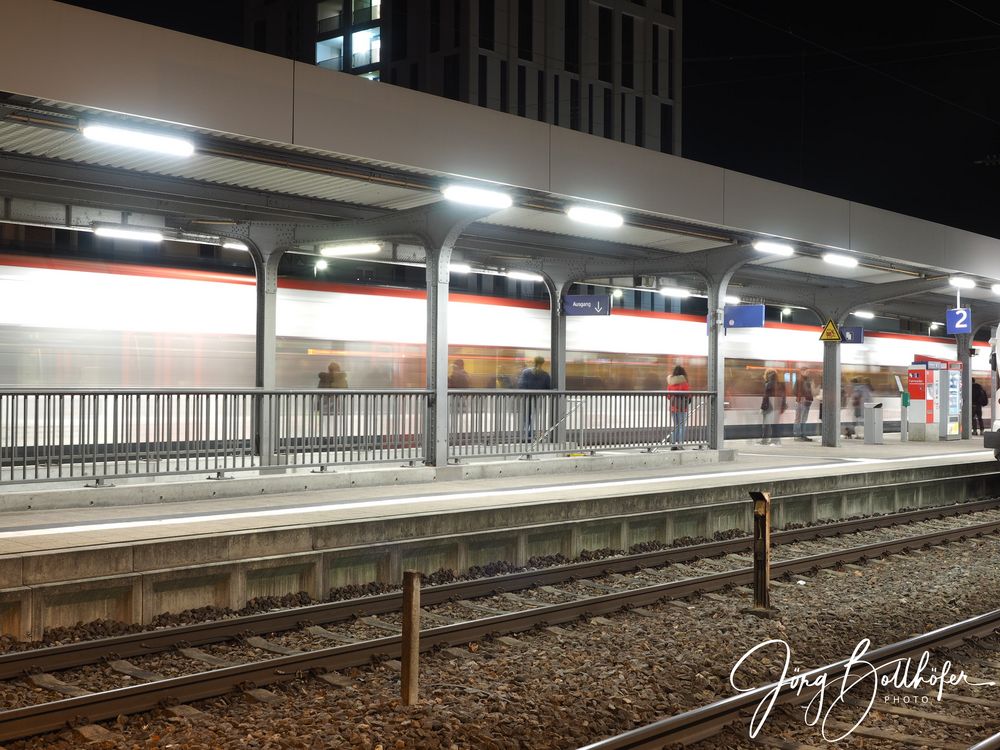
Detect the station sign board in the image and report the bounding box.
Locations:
[723,304,764,328]
[946,307,972,335]
[564,294,612,316]
[840,326,864,344]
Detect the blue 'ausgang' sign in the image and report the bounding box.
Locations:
[946,307,973,335]
[564,294,612,316]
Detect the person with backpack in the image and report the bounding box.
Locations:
[760,369,786,445]
[972,378,988,435]
[666,364,691,449]
[792,369,815,442]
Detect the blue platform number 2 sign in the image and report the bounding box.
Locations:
[946,307,972,335]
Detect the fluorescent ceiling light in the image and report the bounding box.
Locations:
[82,124,194,157]
[315,259,329,270]
[949,277,976,289]
[94,226,164,243]
[853,310,875,319]
[566,205,624,228]
[442,184,513,209]
[320,243,381,257]
[222,240,248,251]
[450,263,472,273]
[753,240,794,257]
[659,287,690,298]
[823,252,858,268]
[781,307,792,315]
[724,295,741,305]
[507,270,544,282]
[992,284,1000,295]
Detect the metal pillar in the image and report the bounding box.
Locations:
[425,247,452,466]
[957,332,972,439]
[992,326,998,427]
[705,280,727,449]
[545,277,570,392]
[821,338,841,447]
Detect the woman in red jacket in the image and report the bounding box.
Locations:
[667,364,691,449]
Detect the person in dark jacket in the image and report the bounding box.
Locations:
[517,356,551,442]
[760,369,786,445]
[972,378,988,435]
[666,365,691,449]
[792,369,815,442]
[448,359,471,389]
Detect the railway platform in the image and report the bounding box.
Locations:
[0,438,996,639]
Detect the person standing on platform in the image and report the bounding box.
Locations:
[845,377,871,439]
[448,359,471,389]
[972,378,988,435]
[666,364,691,450]
[518,356,551,442]
[760,369,785,445]
[792,369,815,442]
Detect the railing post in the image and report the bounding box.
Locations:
[400,569,421,706]
[744,490,777,617]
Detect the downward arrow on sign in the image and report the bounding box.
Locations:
[595,303,603,313]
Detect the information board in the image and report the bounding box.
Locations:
[564,294,612,316]
[723,304,765,328]
[841,326,864,344]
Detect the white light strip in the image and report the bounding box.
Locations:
[853,310,875,319]
[442,184,513,209]
[449,263,472,273]
[566,205,624,228]
[724,295,741,305]
[222,240,249,251]
[82,124,195,157]
[752,240,795,256]
[992,284,1000,295]
[507,270,544,282]
[822,252,858,268]
[94,226,164,243]
[659,287,691,298]
[949,277,976,289]
[320,243,381,257]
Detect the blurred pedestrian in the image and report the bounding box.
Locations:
[449,359,471,388]
[973,377,988,435]
[760,369,786,445]
[666,364,691,450]
[518,356,551,443]
[793,369,815,442]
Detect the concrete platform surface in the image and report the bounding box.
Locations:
[0,437,993,557]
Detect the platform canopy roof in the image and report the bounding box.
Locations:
[1,0,1000,328]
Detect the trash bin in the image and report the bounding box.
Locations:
[864,402,883,445]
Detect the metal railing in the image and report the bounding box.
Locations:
[448,390,713,458]
[317,13,342,34]
[1,388,712,485]
[0,389,428,484]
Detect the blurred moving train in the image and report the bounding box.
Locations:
[0,254,991,431]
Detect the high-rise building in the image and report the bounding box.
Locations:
[245,0,682,154]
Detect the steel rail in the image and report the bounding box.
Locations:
[1,517,999,743]
[577,609,1000,749]
[1,495,998,681]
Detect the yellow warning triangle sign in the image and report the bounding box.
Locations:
[819,320,842,342]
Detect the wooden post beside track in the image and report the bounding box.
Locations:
[401,570,421,705]
[746,491,777,616]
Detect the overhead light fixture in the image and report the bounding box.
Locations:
[853,310,875,319]
[823,252,858,268]
[781,307,792,316]
[320,242,381,257]
[613,289,624,299]
[930,322,941,330]
[566,205,624,228]
[507,270,544,282]
[442,184,513,209]
[94,225,164,243]
[222,240,248,251]
[659,287,691,298]
[82,124,195,157]
[450,263,472,273]
[315,259,329,270]
[949,277,976,289]
[753,240,794,257]
[724,295,741,305]
[992,284,1000,295]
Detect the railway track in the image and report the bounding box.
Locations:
[1,498,1000,744]
[579,610,1000,750]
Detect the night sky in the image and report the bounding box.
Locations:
[65,0,1000,239]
